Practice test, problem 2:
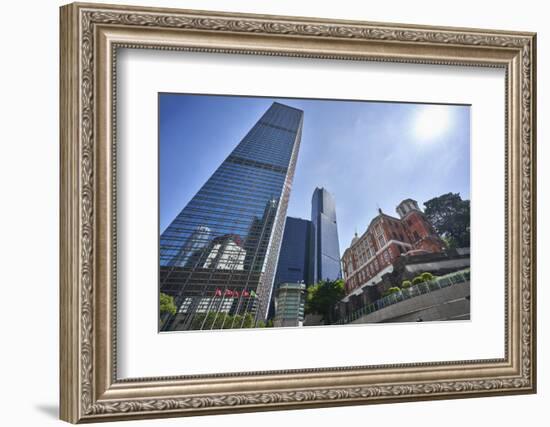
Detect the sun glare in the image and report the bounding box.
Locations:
[413,105,452,144]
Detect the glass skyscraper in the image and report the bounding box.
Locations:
[273,217,313,287]
[160,102,304,331]
[311,187,342,283]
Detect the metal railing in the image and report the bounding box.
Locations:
[336,269,470,325]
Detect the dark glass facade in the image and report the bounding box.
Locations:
[311,187,342,283]
[160,102,304,331]
[274,217,313,287]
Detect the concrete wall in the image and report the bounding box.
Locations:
[351,281,470,324]
[405,258,471,275]
[303,314,324,326]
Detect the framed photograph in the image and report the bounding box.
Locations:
[60,2,537,423]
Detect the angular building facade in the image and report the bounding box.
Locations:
[160,102,304,331]
[273,217,314,287]
[311,187,342,284]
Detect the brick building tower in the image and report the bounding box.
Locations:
[341,198,445,297]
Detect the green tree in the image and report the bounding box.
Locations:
[401,280,412,289]
[239,313,255,328]
[423,193,470,248]
[159,292,176,315]
[305,279,345,325]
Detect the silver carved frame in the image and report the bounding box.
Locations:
[59,2,537,423]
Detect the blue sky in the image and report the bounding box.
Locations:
[159,94,470,254]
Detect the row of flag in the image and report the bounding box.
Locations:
[213,288,258,298]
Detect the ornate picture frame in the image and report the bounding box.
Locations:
[60,2,536,423]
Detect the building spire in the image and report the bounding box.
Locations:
[351,228,359,246]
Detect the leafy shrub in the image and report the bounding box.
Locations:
[383,286,401,297]
[420,272,434,282]
[411,276,424,286]
[401,280,412,289]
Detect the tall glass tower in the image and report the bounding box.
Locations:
[311,187,342,284]
[274,217,313,287]
[160,102,304,331]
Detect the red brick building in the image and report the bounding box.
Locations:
[341,198,445,297]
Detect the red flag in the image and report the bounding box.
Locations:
[214,288,222,297]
